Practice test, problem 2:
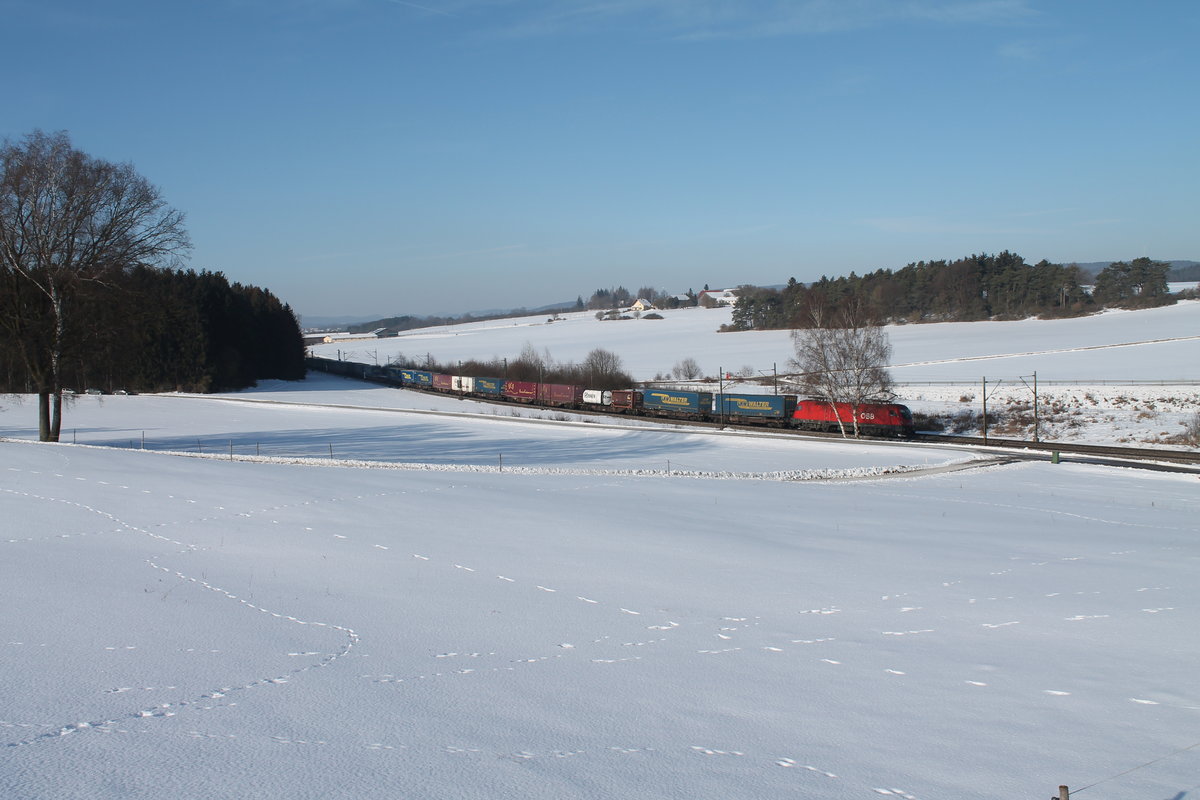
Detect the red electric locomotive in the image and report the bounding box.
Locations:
[792,399,914,438]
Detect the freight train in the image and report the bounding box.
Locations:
[306,357,915,438]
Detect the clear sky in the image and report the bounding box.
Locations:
[3,1,1197,320]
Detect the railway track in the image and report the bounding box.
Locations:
[308,360,1200,469]
[559,405,1200,467]
[589,408,1200,468]
[454,393,1200,467]
[910,433,1200,466]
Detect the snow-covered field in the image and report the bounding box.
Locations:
[309,300,1200,448]
[2,305,1199,799]
[2,393,1198,799]
[1,377,962,477]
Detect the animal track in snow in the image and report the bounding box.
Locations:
[691,745,744,756]
[775,758,838,778]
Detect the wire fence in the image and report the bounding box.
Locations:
[896,379,1200,387]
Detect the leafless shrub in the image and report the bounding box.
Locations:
[672,358,702,380]
[1185,411,1200,447]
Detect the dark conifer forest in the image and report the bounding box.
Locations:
[0,266,304,394]
[726,252,1174,332]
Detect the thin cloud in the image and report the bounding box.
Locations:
[455,0,1037,41]
[379,0,454,16]
[998,39,1040,61]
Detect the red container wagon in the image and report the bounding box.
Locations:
[432,373,454,392]
[536,383,584,407]
[610,390,642,413]
[793,399,914,438]
[502,380,539,403]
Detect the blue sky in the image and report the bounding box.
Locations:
[3,1,1197,320]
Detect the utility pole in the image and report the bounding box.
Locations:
[1033,371,1039,443]
[718,366,725,427]
[1019,371,1040,442]
[982,376,988,445]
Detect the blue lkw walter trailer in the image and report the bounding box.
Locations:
[472,376,505,395]
[642,389,714,417]
[717,393,797,420]
[401,369,433,387]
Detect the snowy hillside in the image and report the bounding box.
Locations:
[308,301,1200,449]
[2,392,1198,799]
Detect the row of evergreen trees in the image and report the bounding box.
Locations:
[0,266,304,394]
[727,253,1174,331]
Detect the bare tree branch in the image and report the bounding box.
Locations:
[0,130,190,440]
[788,303,894,437]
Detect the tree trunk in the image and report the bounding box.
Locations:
[828,400,848,438]
[49,390,63,442]
[38,391,51,441]
[48,287,65,442]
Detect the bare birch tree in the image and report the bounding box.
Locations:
[788,305,894,437]
[0,130,189,440]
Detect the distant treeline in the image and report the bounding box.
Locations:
[346,286,707,334]
[382,343,634,390]
[0,266,304,394]
[347,303,582,335]
[727,253,1178,332]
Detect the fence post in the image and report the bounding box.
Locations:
[1057,786,1069,800]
